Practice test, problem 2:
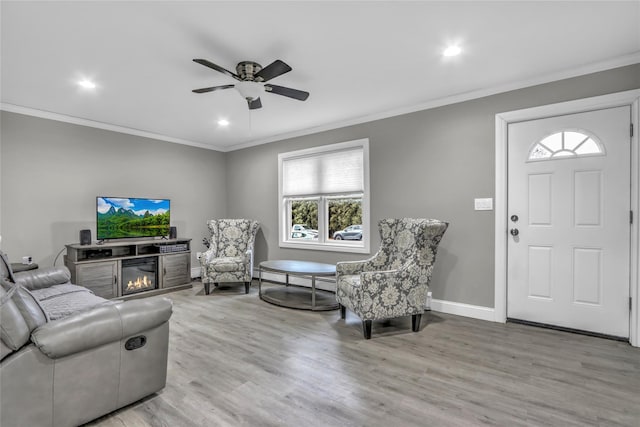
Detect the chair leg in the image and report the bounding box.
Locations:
[340,304,346,319]
[412,313,422,332]
[362,320,372,339]
[204,282,210,295]
[244,281,251,294]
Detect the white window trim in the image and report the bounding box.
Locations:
[278,138,370,254]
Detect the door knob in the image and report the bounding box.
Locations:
[510,228,519,236]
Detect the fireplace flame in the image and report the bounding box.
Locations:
[126,275,153,291]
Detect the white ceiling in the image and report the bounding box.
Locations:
[2,1,639,152]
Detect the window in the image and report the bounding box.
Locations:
[528,130,604,161]
[278,139,370,253]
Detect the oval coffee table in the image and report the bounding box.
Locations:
[258,260,338,311]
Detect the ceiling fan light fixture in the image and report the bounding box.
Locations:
[77,79,97,89]
[443,45,462,57]
[192,58,308,110]
[235,81,264,101]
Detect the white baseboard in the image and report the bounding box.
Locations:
[430,299,496,322]
[194,267,336,291]
[255,267,496,322]
[191,263,497,322]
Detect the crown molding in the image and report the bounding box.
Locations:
[3,52,639,153]
[231,52,640,151]
[0,103,225,152]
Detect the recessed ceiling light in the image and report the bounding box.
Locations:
[77,79,96,89]
[443,45,462,57]
[218,119,230,127]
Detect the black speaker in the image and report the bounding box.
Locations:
[169,226,177,239]
[80,229,91,245]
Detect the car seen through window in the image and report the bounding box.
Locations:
[333,225,362,241]
[291,224,318,239]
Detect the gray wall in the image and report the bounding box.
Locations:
[226,63,640,308]
[0,112,227,268]
[2,64,639,307]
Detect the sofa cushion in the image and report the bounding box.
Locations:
[30,283,92,301]
[0,286,30,352]
[1,278,48,330]
[31,284,110,321]
[208,256,246,272]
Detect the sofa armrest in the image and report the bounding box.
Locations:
[336,249,385,276]
[116,297,173,337]
[14,266,72,290]
[245,249,253,277]
[31,298,172,359]
[360,269,402,290]
[201,247,216,265]
[200,249,213,282]
[336,260,368,276]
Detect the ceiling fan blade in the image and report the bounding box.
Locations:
[264,84,309,101]
[192,84,235,94]
[193,59,242,81]
[248,98,262,110]
[255,60,292,82]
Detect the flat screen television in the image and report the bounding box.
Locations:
[97,197,170,240]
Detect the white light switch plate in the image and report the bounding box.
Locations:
[474,198,493,211]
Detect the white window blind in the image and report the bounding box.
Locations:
[282,147,364,197]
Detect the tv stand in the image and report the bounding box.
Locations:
[65,238,192,299]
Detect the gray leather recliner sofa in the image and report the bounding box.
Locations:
[0,251,172,427]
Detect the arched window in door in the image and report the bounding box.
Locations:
[528,130,604,161]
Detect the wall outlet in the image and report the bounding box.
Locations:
[426,291,432,311]
[196,252,203,260]
[22,256,33,265]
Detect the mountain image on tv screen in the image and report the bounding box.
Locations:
[97,197,170,240]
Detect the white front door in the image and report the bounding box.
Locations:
[507,106,631,338]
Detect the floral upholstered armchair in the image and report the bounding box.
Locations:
[200,219,259,295]
[336,218,448,339]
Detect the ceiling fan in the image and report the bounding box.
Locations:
[192,59,310,110]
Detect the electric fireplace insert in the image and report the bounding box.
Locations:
[121,257,158,295]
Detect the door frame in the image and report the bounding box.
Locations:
[495,89,640,346]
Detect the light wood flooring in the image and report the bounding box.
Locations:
[88,281,640,427]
